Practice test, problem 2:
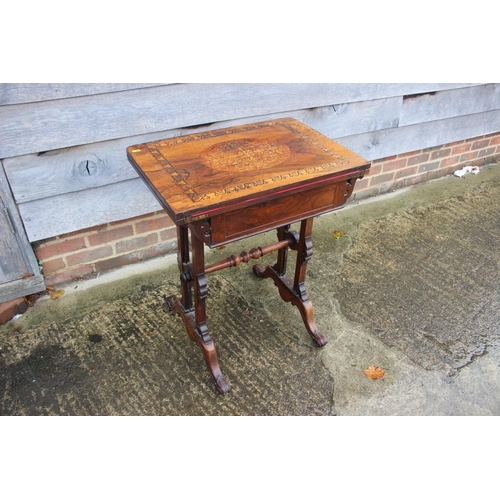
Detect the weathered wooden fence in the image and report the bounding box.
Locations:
[1,83,499,242]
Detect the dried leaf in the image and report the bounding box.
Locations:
[21,273,33,280]
[364,365,385,380]
[47,287,65,300]
[332,230,344,239]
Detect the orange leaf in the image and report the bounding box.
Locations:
[48,287,65,300]
[364,365,385,379]
[332,230,344,239]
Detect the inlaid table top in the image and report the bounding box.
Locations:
[127,118,370,225]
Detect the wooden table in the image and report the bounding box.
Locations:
[127,118,370,393]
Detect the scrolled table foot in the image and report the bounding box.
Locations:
[167,296,231,394]
[307,328,328,347]
[165,295,177,311]
[294,298,328,347]
[199,336,231,394]
[214,374,231,394]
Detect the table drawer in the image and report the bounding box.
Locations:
[209,179,353,246]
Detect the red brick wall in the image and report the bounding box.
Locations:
[353,132,500,200]
[34,212,177,286]
[34,132,500,286]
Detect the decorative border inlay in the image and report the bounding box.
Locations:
[147,145,199,200]
[144,120,350,203]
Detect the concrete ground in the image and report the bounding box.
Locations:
[1,163,499,416]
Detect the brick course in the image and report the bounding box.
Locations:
[407,153,430,166]
[352,132,500,202]
[35,237,86,261]
[431,148,451,160]
[381,158,407,172]
[0,297,28,325]
[87,225,134,246]
[34,211,178,287]
[418,161,441,173]
[451,143,472,155]
[30,131,500,287]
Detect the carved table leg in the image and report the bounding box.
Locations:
[167,224,231,394]
[253,218,327,347]
[179,225,193,310]
[274,224,290,276]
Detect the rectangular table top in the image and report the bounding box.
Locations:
[127,118,370,224]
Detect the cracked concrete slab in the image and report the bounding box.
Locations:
[333,179,500,376]
[1,164,499,415]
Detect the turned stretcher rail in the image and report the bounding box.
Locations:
[204,235,295,274]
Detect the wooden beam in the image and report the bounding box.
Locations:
[0,275,45,303]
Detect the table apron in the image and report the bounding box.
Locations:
[208,177,355,247]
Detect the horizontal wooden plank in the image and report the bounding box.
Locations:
[3,134,164,204]
[305,97,401,137]
[0,83,167,105]
[20,178,162,242]
[400,83,500,126]
[337,109,500,160]
[0,83,477,158]
[0,274,45,303]
[4,97,400,203]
